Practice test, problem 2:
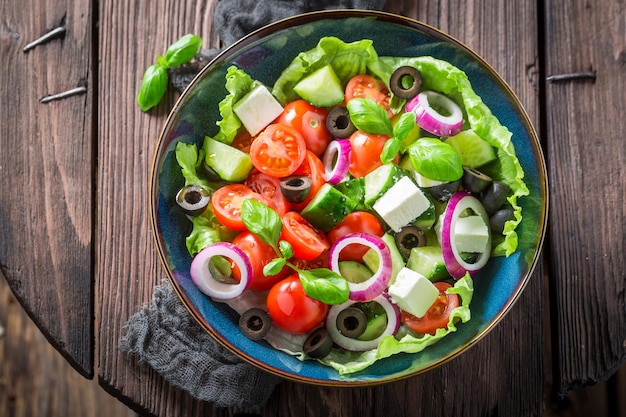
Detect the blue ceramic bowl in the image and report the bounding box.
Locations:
[150,10,548,385]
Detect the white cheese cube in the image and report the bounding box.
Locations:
[233,85,284,136]
[454,215,489,253]
[372,176,431,232]
[388,267,439,318]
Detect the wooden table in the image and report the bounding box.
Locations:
[1,0,624,415]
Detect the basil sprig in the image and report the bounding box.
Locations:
[241,199,349,305]
[137,34,202,112]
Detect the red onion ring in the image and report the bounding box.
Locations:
[329,233,392,301]
[440,191,491,279]
[326,294,400,351]
[190,242,252,299]
[322,139,351,185]
[406,91,463,137]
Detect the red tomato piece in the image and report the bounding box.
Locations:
[266,274,329,333]
[401,282,459,335]
[281,211,330,261]
[348,130,390,178]
[231,130,254,153]
[276,99,332,156]
[231,231,289,291]
[289,151,326,211]
[249,123,307,178]
[211,183,270,231]
[345,74,393,118]
[327,211,384,262]
[245,170,291,216]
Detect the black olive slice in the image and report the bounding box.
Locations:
[489,205,516,235]
[481,181,512,215]
[239,308,272,341]
[280,175,312,203]
[336,307,367,339]
[427,179,462,202]
[176,185,211,216]
[394,225,427,259]
[303,327,333,359]
[326,106,356,138]
[462,166,493,194]
[389,66,422,99]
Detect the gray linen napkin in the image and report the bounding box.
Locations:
[120,0,387,408]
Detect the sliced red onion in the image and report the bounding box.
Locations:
[326,294,400,352]
[322,139,351,185]
[440,191,491,279]
[190,242,252,299]
[406,91,463,137]
[329,233,392,301]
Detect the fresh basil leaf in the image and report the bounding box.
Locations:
[241,199,282,247]
[381,137,402,164]
[347,98,393,136]
[407,137,463,181]
[137,64,168,112]
[164,34,202,67]
[279,240,294,259]
[298,268,349,305]
[392,112,417,142]
[263,258,286,277]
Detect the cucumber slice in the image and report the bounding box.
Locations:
[362,233,405,284]
[357,314,388,341]
[413,193,436,230]
[363,163,409,207]
[301,183,357,231]
[203,136,253,182]
[338,261,373,283]
[293,65,345,107]
[406,245,450,281]
[334,177,366,209]
[445,129,496,168]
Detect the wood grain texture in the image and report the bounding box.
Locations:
[0,0,94,376]
[543,0,626,396]
[96,0,545,416]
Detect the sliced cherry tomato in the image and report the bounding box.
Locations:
[348,130,391,178]
[211,184,269,231]
[281,211,330,261]
[249,123,307,178]
[276,100,332,156]
[266,274,329,333]
[345,74,393,118]
[231,231,289,291]
[290,150,326,211]
[231,130,254,153]
[245,170,291,216]
[328,212,384,262]
[401,282,459,335]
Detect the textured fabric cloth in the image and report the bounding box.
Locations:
[122,0,387,408]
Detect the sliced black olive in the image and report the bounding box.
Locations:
[389,66,422,99]
[481,181,512,215]
[239,308,272,341]
[336,307,367,339]
[176,185,210,216]
[303,327,333,359]
[280,175,312,203]
[394,225,427,259]
[326,106,356,138]
[427,179,461,202]
[201,160,224,182]
[462,166,493,194]
[489,204,516,235]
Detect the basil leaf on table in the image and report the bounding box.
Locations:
[164,34,202,67]
[241,199,282,248]
[346,98,393,136]
[137,64,168,112]
[298,268,349,305]
[407,137,464,181]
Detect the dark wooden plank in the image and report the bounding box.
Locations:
[0,0,94,376]
[543,0,626,397]
[97,0,544,415]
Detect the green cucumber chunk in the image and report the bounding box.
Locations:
[357,314,388,341]
[338,261,373,283]
[363,163,409,207]
[412,193,436,230]
[203,136,253,182]
[362,233,405,284]
[406,245,450,281]
[334,177,366,209]
[293,64,344,107]
[444,129,497,168]
[301,183,357,231]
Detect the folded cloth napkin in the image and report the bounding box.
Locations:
[120,0,387,408]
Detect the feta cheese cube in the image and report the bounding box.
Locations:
[233,85,284,136]
[372,176,431,232]
[388,267,440,318]
[454,215,489,253]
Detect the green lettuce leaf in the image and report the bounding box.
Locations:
[175,142,212,191]
[186,215,221,256]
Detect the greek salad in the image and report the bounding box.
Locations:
[173,37,529,374]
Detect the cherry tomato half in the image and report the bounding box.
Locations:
[231,231,289,291]
[281,211,330,261]
[328,211,384,262]
[345,74,393,118]
[266,274,329,334]
[211,184,270,231]
[276,100,332,156]
[231,130,254,153]
[290,151,326,211]
[245,170,291,216]
[401,282,459,335]
[348,130,390,178]
[249,123,307,178]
